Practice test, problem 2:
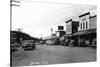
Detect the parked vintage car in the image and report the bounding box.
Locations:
[91,38,96,48]
[69,40,75,47]
[11,42,20,52]
[22,40,36,50]
[54,40,60,45]
[64,39,70,46]
[78,39,87,47]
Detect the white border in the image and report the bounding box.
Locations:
[0,0,100,67]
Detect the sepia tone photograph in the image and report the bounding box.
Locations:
[10,0,97,67]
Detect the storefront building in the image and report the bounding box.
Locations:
[60,19,79,46]
[73,12,97,47]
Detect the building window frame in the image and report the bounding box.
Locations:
[81,23,82,30]
[83,22,85,30]
[86,21,88,29]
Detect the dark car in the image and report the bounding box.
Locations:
[69,40,75,47]
[22,40,35,50]
[91,38,96,48]
[11,42,20,52]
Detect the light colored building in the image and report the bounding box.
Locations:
[78,12,90,31]
[78,12,97,31]
[73,12,97,47]
[56,26,66,37]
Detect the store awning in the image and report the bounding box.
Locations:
[73,29,96,36]
[63,34,73,37]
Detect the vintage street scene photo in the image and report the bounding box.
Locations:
[10,0,97,67]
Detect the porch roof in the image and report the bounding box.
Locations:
[63,34,73,37]
[73,29,96,36]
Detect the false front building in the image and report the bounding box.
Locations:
[73,12,97,47]
[59,19,79,46]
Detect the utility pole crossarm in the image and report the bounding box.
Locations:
[10,0,20,7]
[11,0,20,3]
[10,4,20,7]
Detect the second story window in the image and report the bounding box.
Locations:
[83,22,85,30]
[81,23,82,30]
[86,21,88,29]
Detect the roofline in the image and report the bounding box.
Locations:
[72,21,79,23]
[89,15,97,19]
[56,30,66,32]
[79,12,90,17]
[65,19,72,23]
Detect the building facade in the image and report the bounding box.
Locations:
[59,19,79,46]
[56,26,66,37]
[66,19,79,35]
[78,12,90,31]
[73,12,97,47]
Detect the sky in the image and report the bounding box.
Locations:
[12,0,97,38]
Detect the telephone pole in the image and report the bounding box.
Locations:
[10,1,20,66]
[51,28,53,36]
[10,0,20,30]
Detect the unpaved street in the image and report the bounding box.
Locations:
[12,45,96,66]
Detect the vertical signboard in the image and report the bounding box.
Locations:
[66,21,72,34]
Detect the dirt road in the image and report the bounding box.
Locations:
[11,45,96,66]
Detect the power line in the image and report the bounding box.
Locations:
[20,0,72,5]
[10,0,20,7]
[10,4,20,7]
[11,0,20,3]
